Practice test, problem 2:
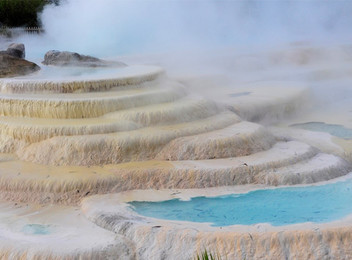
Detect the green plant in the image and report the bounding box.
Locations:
[194,249,222,260]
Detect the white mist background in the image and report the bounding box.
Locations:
[2,0,352,106]
[0,0,351,125]
[10,0,352,59]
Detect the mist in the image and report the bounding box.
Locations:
[42,0,352,55]
[2,0,350,60]
[2,0,352,112]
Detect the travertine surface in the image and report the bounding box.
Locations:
[0,201,134,260]
[81,178,352,260]
[0,46,351,259]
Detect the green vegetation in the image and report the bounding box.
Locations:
[194,249,222,260]
[0,0,59,27]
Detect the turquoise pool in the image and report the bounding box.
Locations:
[291,122,352,139]
[130,180,352,226]
[21,224,51,235]
[228,91,251,98]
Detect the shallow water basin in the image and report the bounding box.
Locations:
[130,180,352,226]
[291,122,352,139]
[21,224,51,235]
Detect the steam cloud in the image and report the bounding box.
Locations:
[37,0,352,57]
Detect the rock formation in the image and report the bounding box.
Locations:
[0,43,40,78]
[0,53,40,78]
[6,43,25,59]
[42,50,126,67]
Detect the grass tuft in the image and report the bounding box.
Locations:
[194,249,221,260]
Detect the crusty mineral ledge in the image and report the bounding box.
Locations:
[0,61,314,168]
[0,201,134,260]
[186,80,311,124]
[0,141,350,205]
[81,175,352,260]
[0,65,163,93]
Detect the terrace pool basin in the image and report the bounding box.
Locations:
[130,179,352,226]
[291,122,352,139]
[21,224,51,235]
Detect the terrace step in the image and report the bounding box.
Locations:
[0,65,163,93]
[111,141,322,190]
[255,153,351,185]
[0,116,139,143]
[204,82,310,124]
[0,141,321,204]
[103,96,222,126]
[0,83,186,118]
[16,111,240,166]
[156,121,276,160]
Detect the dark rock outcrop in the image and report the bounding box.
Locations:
[0,43,26,59]
[6,43,25,59]
[0,53,40,78]
[42,50,126,67]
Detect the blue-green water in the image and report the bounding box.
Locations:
[291,122,352,140]
[130,180,352,226]
[228,91,251,98]
[21,224,51,235]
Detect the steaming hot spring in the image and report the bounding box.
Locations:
[1,42,352,260]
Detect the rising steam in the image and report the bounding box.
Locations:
[4,0,350,59]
